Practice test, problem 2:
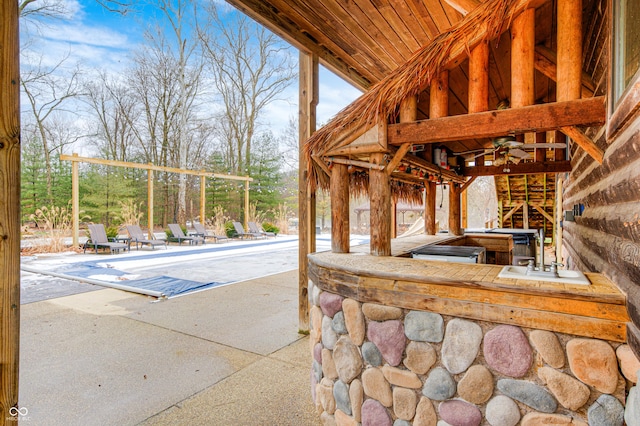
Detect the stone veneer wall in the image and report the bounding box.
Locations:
[308,281,640,426]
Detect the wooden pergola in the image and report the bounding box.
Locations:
[60,154,253,247]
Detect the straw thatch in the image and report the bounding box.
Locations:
[304,0,527,200]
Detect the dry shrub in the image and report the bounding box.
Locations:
[247,202,267,224]
[116,200,144,226]
[29,204,75,253]
[272,203,291,235]
[207,206,229,236]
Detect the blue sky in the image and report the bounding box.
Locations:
[21,0,363,135]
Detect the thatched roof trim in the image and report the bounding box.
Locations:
[304,0,533,191]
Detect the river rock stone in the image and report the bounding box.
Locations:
[349,379,363,422]
[538,366,589,410]
[362,342,383,367]
[333,380,352,416]
[394,420,412,426]
[334,409,357,426]
[318,377,337,414]
[313,359,323,383]
[367,320,406,366]
[404,311,444,342]
[529,330,565,368]
[457,365,493,404]
[441,318,482,374]
[588,394,624,426]
[342,299,365,345]
[320,411,336,426]
[567,338,619,393]
[323,315,339,350]
[497,378,557,413]
[362,303,403,321]
[311,305,323,344]
[521,413,588,426]
[323,348,338,380]
[361,399,392,426]
[414,397,437,426]
[404,341,437,374]
[311,368,318,403]
[485,395,520,426]
[362,367,393,407]
[320,292,344,317]
[333,336,363,384]
[314,342,323,363]
[616,344,640,383]
[381,365,422,388]
[625,384,640,426]
[332,311,348,335]
[422,367,456,401]
[393,386,418,420]
[484,325,532,378]
[310,280,321,306]
[438,400,482,426]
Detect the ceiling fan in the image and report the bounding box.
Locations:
[454,135,567,162]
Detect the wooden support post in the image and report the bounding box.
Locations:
[72,154,79,248]
[511,8,536,108]
[469,40,489,164]
[330,163,350,253]
[148,167,154,238]
[449,184,462,236]
[426,71,448,235]
[391,201,397,239]
[0,0,21,420]
[200,175,206,226]
[370,152,391,256]
[556,176,564,264]
[298,51,318,331]
[461,189,468,229]
[244,179,250,231]
[523,202,530,229]
[395,95,416,238]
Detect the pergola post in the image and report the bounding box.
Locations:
[244,179,250,230]
[427,71,448,234]
[330,163,350,253]
[0,0,21,420]
[72,154,79,247]
[298,51,318,331]
[200,174,206,226]
[147,166,154,238]
[370,152,391,256]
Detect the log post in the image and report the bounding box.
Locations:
[449,183,462,235]
[148,166,154,238]
[469,40,489,166]
[298,51,318,331]
[244,179,250,230]
[427,71,448,234]
[0,0,21,421]
[370,152,391,256]
[511,8,536,109]
[397,95,416,238]
[200,175,206,227]
[330,162,350,253]
[556,0,581,264]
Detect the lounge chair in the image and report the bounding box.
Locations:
[126,225,167,250]
[191,222,229,243]
[84,224,130,254]
[168,223,204,245]
[232,221,261,239]
[248,221,276,238]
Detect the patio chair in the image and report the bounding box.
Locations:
[126,225,167,250]
[84,224,130,254]
[168,223,204,245]
[191,222,229,243]
[248,221,276,238]
[232,221,261,239]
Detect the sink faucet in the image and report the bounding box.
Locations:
[525,228,563,278]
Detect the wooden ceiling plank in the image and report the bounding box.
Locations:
[405,0,442,39]
[378,4,424,53]
[463,160,572,176]
[423,0,455,33]
[443,0,481,16]
[387,96,606,145]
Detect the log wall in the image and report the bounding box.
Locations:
[562,0,640,356]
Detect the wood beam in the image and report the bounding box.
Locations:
[298,51,318,331]
[463,160,572,176]
[0,0,20,420]
[533,205,554,223]
[331,163,350,253]
[444,0,481,15]
[326,157,385,171]
[386,143,411,175]
[503,202,524,222]
[387,97,605,145]
[560,126,604,164]
[370,153,391,256]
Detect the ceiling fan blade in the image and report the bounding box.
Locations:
[508,148,531,159]
[453,148,488,156]
[519,143,567,149]
[494,156,507,166]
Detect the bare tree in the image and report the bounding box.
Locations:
[197,6,296,176]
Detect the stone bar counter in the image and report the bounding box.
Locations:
[307,235,640,425]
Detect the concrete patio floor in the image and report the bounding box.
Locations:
[19,266,320,425]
